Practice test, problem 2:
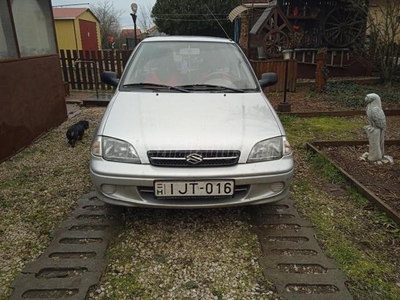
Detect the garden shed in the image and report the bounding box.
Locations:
[53,7,101,53]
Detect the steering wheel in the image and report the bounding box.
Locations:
[203,71,232,82]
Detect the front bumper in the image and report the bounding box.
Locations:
[90,155,294,208]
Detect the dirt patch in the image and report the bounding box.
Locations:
[267,85,338,112]
[265,83,400,112]
[322,144,400,215]
[308,115,400,220]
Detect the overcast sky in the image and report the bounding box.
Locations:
[51,0,157,29]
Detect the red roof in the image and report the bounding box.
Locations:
[52,8,88,19]
[121,29,142,38]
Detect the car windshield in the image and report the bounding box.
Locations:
[119,40,259,92]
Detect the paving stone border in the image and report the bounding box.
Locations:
[278,109,400,118]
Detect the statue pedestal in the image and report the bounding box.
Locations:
[364,126,382,161]
[278,102,291,112]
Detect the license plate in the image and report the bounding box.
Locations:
[154,180,234,197]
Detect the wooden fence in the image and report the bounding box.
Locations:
[250,59,297,92]
[59,49,133,91]
[59,49,297,92]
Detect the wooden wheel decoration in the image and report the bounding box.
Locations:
[323,7,366,47]
[250,6,293,58]
[263,30,290,58]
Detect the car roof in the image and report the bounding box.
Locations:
[141,36,235,44]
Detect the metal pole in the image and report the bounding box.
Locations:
[74,60,99,99]
[283,59,289,104]
[130,13,137,48]
[92,61,99,99]
[134,19,137,47]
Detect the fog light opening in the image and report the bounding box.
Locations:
[101,184,117,195]
[270,182,285,193]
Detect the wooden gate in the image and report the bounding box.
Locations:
[59,49,133,91]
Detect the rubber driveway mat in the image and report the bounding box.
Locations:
[250,197,353,300]
[9,191,124,300]
[9,193,353,299]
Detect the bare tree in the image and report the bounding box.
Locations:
[369,0,400,85]
[352,0,400,85]
[90,1,124,49]
[137,3,155,33]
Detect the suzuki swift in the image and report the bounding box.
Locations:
[90,36,294,208]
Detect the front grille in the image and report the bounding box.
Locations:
[147,150,240,167]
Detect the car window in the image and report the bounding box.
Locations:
[120,41,259,91]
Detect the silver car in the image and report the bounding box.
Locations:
[90,36,294,208]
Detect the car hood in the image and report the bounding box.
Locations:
[101,91,283,162]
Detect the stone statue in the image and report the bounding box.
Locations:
[365,93,386,160]
[360,93,393,164]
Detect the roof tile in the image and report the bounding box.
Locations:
[52,8,88,19]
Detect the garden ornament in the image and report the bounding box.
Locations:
[359,93,393,165]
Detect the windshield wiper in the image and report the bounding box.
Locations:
[121,82,190,93]
[177,84,245,93]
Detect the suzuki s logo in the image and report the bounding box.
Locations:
[186,153,203,165]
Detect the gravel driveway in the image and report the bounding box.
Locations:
[0,106,280,300]
[87,207,280,299]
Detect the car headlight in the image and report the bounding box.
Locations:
[247,136,292,163]
[91,136,141,164]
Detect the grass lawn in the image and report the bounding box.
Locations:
[281,114,400,300]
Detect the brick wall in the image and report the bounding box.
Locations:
[239,14,250,55]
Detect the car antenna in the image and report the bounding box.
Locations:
[205,4,231,40]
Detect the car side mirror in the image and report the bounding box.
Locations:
[101,71,119,87]
[259,73,278,88]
